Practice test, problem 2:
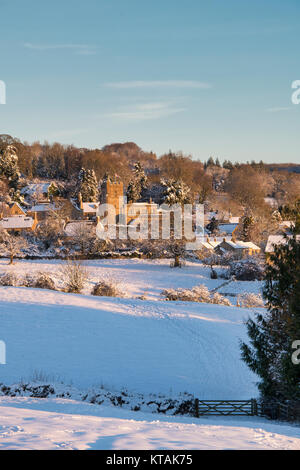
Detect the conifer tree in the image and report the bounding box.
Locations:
[126,161,148,203]
[0,144,21,192]
[241,232,300,400]
[76,168,99,203]
[161,179,190,206]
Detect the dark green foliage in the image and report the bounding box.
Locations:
[241,233,300,400]
[126,161,148,202]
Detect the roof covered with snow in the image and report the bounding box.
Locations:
[265,235,300,253]
[0,215,35,229]
[20,183,51,196]
[218,223,238,235]
[82,202,100,213]
[29,203,56,212]
[64,220,95,237]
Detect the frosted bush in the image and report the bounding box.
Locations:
[237,293,264,308]
[162,284,231,305]
[60,259,89,293]
[91,278,124,298]
[0,272,19,286]
[229,258,264,281]
[21,272,56,290]
[211,292,232,306]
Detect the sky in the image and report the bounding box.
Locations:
[0,0,299,163]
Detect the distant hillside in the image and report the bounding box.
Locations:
[267,163,300,174]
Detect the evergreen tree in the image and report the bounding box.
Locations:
[76,168,99,203]
[241,233,300,400]
[161,179,190,206]
[0,144,20,191]
[206,216,219,234]
[126,161,148,202]
[241,213,255,241]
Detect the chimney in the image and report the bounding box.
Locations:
[78,192,83,210]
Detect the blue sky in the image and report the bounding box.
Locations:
[0,0,299,163]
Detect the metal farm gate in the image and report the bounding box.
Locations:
[194,399,258,417]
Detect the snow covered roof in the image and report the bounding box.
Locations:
[264,197,278,208]
[265,235,300,253]
[0,215,35,229]
[223,240,260,251]
[279,220,294,229]
[218,223,238,235]
[82,202,100,213]
[29,203,56,212]
[20,183,51,196]
[229,217,240,224]
[64,220,95,237]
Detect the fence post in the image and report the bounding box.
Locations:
[251,399,258,416]
[194,398,199,418]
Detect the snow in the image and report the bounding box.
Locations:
[0,258,298,450]
[0,258,263,300]
[0,285,258,397]
[0,215,35,229]
[0,397,300,450]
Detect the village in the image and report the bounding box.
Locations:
[1,140,298,266]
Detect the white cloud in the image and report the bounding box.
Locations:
[105,101,186,121]
[23,43,97,55]
[266,106,291,113]
[105,80,211,89]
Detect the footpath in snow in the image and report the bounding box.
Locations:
[0,285,258,398]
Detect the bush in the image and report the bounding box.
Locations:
[211,292,232,306]
[0,272,19,286]
[24,272,56,290]
[161,284,231,305]
[237,293,264,308]
[60,260,88,293]
[91,279,124,297]
[229,257,264,281]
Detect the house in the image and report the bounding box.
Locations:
[218,223,238,237]
[216,239,261,258]
[0,202,26,218]
[0,214,37,232]
[64,219,96,238]
[27,203,56,221]
[20,183,52,201]
[78,193,100,220]
[265,234,300,256]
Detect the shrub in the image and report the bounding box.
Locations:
[237,293,264,308]
[60,259,88,293]
[0,272,19,286]
[91,278,124,297]
[161,284,231,305]
[21,272,56,290]
[211,292,232,306]
[229,257,264,281]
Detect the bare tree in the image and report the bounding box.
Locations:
[1,232,27,265]
[59,259,89,293]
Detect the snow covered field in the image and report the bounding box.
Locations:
[0,284,258,397]
[2,258,292,451]
[1,397,300,450]
[0,258,263,300]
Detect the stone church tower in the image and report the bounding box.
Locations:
[100,180,124,224]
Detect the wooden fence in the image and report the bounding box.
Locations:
[194,399,258,417]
